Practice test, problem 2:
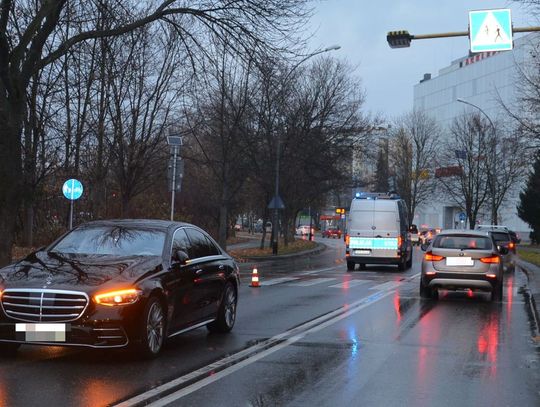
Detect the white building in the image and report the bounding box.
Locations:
[413,33,537,235]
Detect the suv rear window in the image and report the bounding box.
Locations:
[490,232,510,244]
[433,235,492,250]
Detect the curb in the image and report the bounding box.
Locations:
[516,259,540,342]
[234,242,327,263]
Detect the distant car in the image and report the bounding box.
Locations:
[420,230,505,301]
[322,228,342,238]
[419,228,440,246]
[509,230,521,245]
[0,219,240,357]
[486,229,515,271]
[296,225,311,236]
[409,224,419,245]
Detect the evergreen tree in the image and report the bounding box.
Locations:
[518,151,540,243]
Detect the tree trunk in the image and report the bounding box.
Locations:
[23,203,34,248]
[0,100,25,266]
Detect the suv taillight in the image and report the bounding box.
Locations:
[424,251,444,262]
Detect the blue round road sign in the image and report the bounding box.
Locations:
[459,212,466,221]
[62,179,83,200]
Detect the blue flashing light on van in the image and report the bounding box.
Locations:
[354,192,401,200]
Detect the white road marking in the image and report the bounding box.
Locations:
[329,280,369,289]
[144,291,393,407]
[115,289,395,407]
[409,272,421,280]
[298,266,341,275]
[260,277,299,286]
[287,278,336,287]
[370,281,402,291]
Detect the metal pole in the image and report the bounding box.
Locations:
[69,200,74,229]
[170,146,178,221]
[308,206,312,241]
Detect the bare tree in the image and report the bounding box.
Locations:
[390,110,438,225]
[436,113,490,228]
[0,0,311,264]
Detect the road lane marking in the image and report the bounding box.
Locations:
[328,280,369,289]
[114,289,395,407]
[370,281,402,291]
[260,277,299,286]
[287,278,336,287]
[298,266,341,275]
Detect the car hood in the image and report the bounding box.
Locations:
[0,251,163,291]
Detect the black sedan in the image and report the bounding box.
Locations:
[0,219,240,357]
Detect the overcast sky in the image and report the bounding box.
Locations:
[308,0,534,120]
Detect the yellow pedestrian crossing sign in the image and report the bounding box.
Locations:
[469,9,513,53]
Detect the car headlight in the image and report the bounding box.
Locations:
[94,288,142,306]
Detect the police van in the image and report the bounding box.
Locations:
[345,192,413,271]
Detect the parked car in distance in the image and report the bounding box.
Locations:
[322,228,342,238]
[420,230,505,301]
[419,228,440,246]
[296,225,311,236]
[0,219,240,357]
[487,229,515,270]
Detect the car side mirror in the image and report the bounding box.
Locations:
[172,250,189,265]
[497,246,509,255]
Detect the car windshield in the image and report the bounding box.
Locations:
[50,225,166,256]
[433,235,492,250]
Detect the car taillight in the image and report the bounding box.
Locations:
[508,242,515,250]
[480,255,500,264]
[345,234,350,246]
[398,236,403,248]
[424,251,444,262]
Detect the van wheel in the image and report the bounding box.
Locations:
[359,263,366,270]
[397,258,406,271]
[346,261,355,271]
[406,253,413,269]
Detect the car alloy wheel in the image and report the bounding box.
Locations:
[137,296,165,357]
[208,282,237,333]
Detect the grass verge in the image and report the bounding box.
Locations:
[229,238,318,260]
[519,248,540,266]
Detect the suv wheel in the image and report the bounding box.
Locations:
[419,280,432,299]
[346,261,355,271]
[491,280,503,301]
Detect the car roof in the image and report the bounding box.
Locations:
[79,219,194,232]
[436,229,490,237]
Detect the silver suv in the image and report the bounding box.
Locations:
[420,230,506,301]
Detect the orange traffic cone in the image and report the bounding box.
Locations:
[250,268,260,287]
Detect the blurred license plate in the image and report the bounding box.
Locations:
[446,257,473,266]
[354,249,371,255]
[15,323,66,342]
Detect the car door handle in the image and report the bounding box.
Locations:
[195,269,204,275]
[218,264,225,270]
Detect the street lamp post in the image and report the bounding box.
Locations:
[456,98,497,224]
[270,45,341,255]
[167,131,184,221]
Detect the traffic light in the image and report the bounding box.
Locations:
[387,30,412,48]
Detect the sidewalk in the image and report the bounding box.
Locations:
[516,257,540,341]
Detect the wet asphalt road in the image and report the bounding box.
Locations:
[0,237,539,407]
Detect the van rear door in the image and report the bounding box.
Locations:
[349,199,374,238]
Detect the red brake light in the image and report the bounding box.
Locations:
[424,251,444,262]
[508,242,515,249]
[345,234,350,246]
[480,255,500,264]
[398,236,403,248]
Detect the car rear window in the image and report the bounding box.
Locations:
[433,235,492,250]
[491,232,510,243]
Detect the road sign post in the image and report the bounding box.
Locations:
[62,179,83,229]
